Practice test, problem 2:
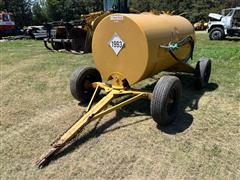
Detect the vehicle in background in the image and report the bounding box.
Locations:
[43,0,133,53]
[23,26,56,39]
[194,20,208,31]
[208,7,240,40]
[0,11,21,37]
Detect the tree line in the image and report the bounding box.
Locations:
[0,0,239,27]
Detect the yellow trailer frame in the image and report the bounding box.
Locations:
[36,81,151,168]
[35,56,211,168]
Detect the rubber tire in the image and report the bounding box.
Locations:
[151,76,182,126]
[70,66,102,103]
[195,58,212,89]
[209,27,225,40]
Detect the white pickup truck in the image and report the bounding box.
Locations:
[208,7,240,40]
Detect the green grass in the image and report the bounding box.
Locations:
[0,34,240,179]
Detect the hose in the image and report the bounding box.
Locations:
[160,36,195,64]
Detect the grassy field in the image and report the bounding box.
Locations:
[0,34,240,179]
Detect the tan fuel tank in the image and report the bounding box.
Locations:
[92,13,195,85]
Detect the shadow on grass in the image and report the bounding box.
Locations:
[158,74,218,134]
[225,37,240,41]
[51,73,218,164]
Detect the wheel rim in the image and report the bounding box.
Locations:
[167,87,178,115]
[212,30,222,39]
[81,74,95,95]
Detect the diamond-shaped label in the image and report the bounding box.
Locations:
[108,33,125,56]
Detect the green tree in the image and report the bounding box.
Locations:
[130,0,238,23]
[32,1,48,25]
[3,0,238,26]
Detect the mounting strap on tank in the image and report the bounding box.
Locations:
[160,36,194,64]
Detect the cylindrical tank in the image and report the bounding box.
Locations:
[92,13,195,85]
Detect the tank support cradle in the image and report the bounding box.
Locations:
[36,82,151,168]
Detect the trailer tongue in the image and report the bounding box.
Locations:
[36,82,149,168]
